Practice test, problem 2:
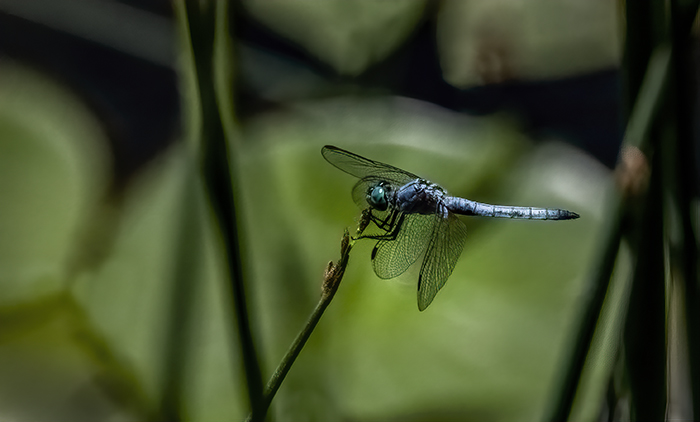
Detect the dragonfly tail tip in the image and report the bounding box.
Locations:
[566,211,580,219]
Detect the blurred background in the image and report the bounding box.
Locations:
[0,0,667,421]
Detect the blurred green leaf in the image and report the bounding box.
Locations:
[241,0,427,76]
[437,0,621,87]
[0,62,110,304]
[72,146,247,421]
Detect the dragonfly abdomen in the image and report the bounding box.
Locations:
[446,197,579,220]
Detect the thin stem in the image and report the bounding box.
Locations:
[174,0,264,417]
[546,46,672,422]
[260,247,347,409]
[157,154,203,421]
[624,46,672,151]
[546,195,623,422]
[260,294,334,410]
[670,0,700,416]
[623,143,667,421]
[249,212,369,422]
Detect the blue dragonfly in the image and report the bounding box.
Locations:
[322,145,579,311]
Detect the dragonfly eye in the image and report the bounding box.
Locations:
[368,184,388,211]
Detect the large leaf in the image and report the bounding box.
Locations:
[242,0,427,76]
[437,0,621,87]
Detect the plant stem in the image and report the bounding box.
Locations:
[546,46,671,422]
[174,0,265,418]
[669,0,700,415]
[157,154,203,421]
[248,222,360,422]
[623,141,667,421]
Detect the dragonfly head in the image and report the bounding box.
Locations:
[367,182,389,211]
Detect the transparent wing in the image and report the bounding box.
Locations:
[371,213,436,280]
[417,210,468,311]
[322,145,417,185]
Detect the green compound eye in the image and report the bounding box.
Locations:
[368,184,388,211]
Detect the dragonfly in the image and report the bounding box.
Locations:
[322,145,579,311]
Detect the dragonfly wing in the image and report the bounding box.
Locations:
[371,213,435,279]
[417,210,468,311]
[322,145,417,185]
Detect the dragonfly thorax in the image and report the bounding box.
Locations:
[396,179,446,215]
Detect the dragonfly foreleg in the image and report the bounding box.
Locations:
[373,210,396,232]
[355,211,404,241]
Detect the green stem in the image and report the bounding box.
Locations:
[669,0,700,415]
[174,0,265,417]
[248,226,357,422]
[157,154,203,421]
[623,141,667,421]
[546,46,671,422]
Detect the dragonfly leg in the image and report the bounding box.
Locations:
[375,209,400,231]
[355,211,404,241]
